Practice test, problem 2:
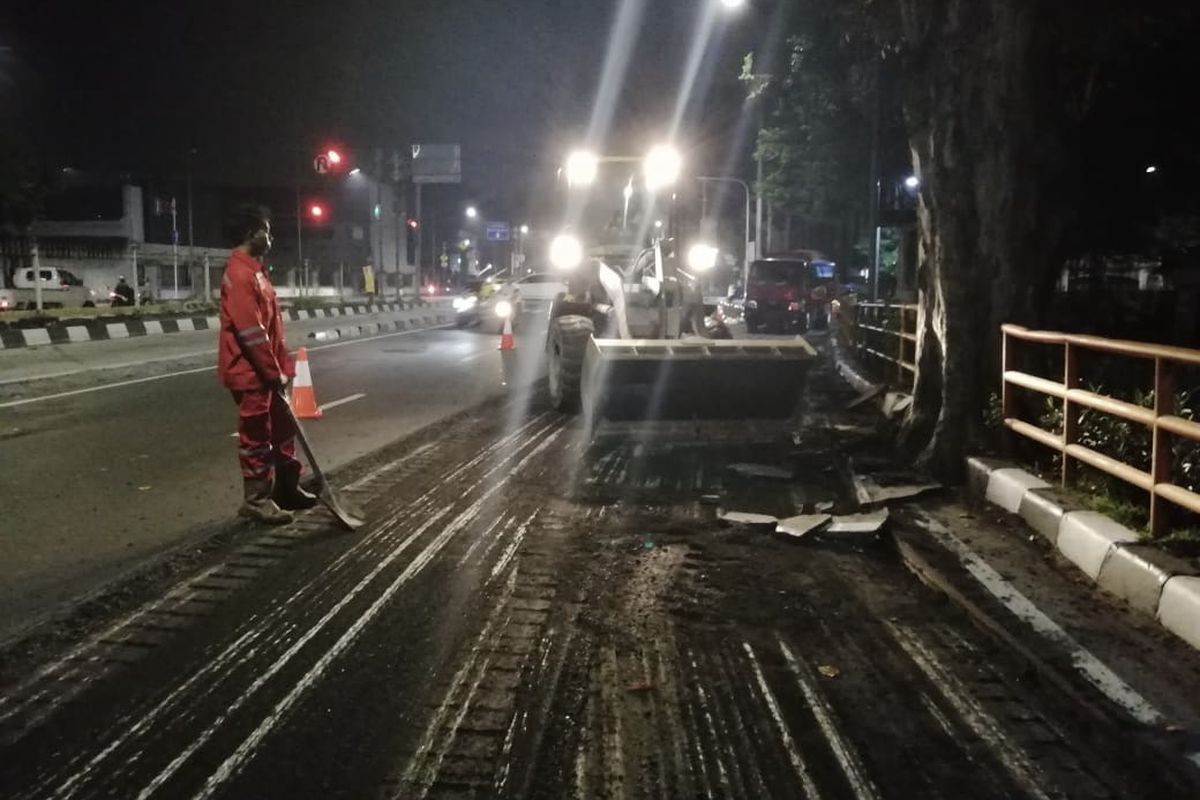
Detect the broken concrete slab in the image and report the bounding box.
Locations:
[826,508,890,534]
[849,465,940,507]
[847,384,886,410]
[727,463,793,480]
[717,510,778,526]
[775,515,832,540]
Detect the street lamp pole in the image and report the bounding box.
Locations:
[697,176,751,287]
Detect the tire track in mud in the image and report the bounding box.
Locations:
[1,412,571,799]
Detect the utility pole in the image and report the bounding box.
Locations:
[203,253,211,301]
[186,148,196,283]
[31,239,43,312]
[171,197,179,299]
[131,243,140,306]
[867,58,882,300]
[294,185,304,289]
[414,183,423,291]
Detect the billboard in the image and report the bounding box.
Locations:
[411,144,461,184]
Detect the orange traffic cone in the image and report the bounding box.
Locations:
[498,314,515,351]
[290,347,323,419]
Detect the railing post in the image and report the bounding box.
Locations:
[1001,328,1015,458]
[1151,357,1175,536]
[1062,342,1079,486]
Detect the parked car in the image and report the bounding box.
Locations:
[743,257,835,334]
[0,266,99,311]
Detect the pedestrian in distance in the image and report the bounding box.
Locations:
[219,205,318,524]
[111,276,135,306]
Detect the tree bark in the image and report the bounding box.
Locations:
[893,0,1071,478]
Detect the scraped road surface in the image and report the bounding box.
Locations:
[2,346,1199,799]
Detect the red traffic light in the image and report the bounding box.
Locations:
[326,149,342,165]
[406,217,419,229]
[309,203,325,220]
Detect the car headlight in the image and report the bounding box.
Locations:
[686,243,718,272]
[549,234,583,271]
[494,300,514,318]
[453,296,477,312]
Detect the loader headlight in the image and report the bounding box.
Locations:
[495,300,514,318]
[686,243,718,272]
[453,295,478,312]
[549,234,583,271]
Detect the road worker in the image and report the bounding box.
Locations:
[218,205,317,523]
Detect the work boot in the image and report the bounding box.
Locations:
[239,478,294,525]
[273,476,319,511]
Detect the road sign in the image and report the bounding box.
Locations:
[313,154,330,174]
[411,143,461,184]
[486,222,510,242]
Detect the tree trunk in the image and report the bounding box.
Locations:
[895,0,1071,479]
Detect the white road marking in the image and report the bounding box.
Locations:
[319,392,366,412]
[884,621,1053,800]
[741,642,822,799]
[0,348,215,386]
[909,509,1166,727]
[152,425,567,799]
[777,637,881,800]
[0,325,452,410]
[46,418,559,797]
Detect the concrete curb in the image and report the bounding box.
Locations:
[0,301,447,350]
[307,309,454,343]
[967,456,1200,652]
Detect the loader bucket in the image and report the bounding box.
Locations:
[581,338,818,422]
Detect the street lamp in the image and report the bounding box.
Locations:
[519,224,529,235]
[904,175,920,189]
[644,144,682,191]
[719,0,746,8]
[565,150,599,186]
[465,206,478,219]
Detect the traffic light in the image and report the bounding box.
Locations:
[406,217,418,265]
[308,202,327,222]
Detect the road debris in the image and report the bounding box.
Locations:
[727,463,793,480]
[848,461,940,506]
[847,384,886,409]
[817,664,841,678]
[717,510,778,527]
[827,508,889,534]
[775,514,832,540]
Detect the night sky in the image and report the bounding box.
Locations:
[0,0,770,223]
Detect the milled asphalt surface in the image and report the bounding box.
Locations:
[1,323,1199,798]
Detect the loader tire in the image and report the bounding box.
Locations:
[548,314,593,413]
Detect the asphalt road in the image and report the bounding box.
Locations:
[1,350,1198,799]
[0,316,546,641]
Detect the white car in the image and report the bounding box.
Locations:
[505,272,568,308]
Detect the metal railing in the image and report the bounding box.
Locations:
[850,302,918,391]
[1002,324,1200,534]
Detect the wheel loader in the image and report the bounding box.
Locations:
[543,147,817,431]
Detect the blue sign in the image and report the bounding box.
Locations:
[485,222,510,242]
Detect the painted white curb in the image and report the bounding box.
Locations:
[985,467,1050,513]
[1158,576,1200,651]
[1057,511,1139,580]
